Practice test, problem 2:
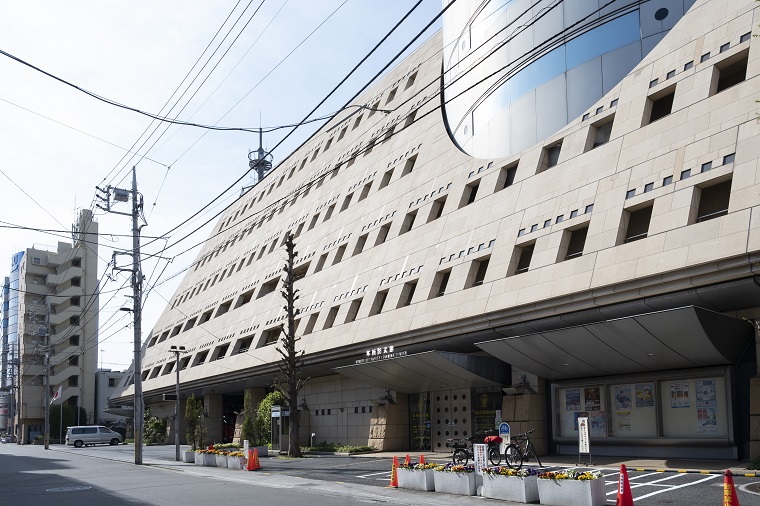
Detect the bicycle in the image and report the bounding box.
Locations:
[503,428,543,470]
[448,429,502,466]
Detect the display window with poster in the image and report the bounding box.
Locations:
[552,367,733,449]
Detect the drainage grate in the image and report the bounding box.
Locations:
[46,486,93,493]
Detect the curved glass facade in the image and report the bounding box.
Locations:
[442,0,696,159]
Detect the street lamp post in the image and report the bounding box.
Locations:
[169,345,185,461]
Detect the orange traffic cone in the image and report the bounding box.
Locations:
[616,464,633,506]
[246,449,256,471]
[389,455,399,488]
[723,470,740,505]
[419,454,425,465]
[404,454,411,466]
[252,447,261,470]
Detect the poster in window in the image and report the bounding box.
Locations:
[565,389,581,411]
[574,411,589,431]
[635,383,654,408]
[696,380,717,407]
[697,407,718,433]
[584,387,601,411]
[617,411,632,432]
[614,385,632,409]
[590,411,606,436]
[670,381,690,408]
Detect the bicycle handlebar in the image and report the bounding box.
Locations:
[513,428,536,438]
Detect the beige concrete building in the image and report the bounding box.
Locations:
[113,0,760,459]
[11,210,100,442]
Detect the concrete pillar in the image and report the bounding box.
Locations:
[368,392,409,451]
[749,321,760,459]
[204,394,223,446]
[503,373,548,455]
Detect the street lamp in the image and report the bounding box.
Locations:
[169,345,186,461]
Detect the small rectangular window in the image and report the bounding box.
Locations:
[561,226,588,261]
[400,211,417,235]
[308,213,320,231]
[337,126,347,141]
[375,224,391,246]
[543,219,551,228]
[344,298,363,323]
[323,306,339,330]
[622,204,653,244]
[430,270,451,298]
[513,244,534,275]
[720,43,730,53]
[369,290,388,316]
[459,181,480,208]
[555,215,564,224]
[723,153,735,165]
[539,142,562,172]
[398,281,417,308]
[610,99,618,107]
[680,169,691,180]
[332,245,347,265]
[713,50,748,94]
[645,86,675,124]
[663,175,673,186]
[496,162,518,191]
[684,61,693,71]
[400,155,417,177]
[428,196,447,223]
[352,114,363,130]
[666,70,675,79]
[323,204,336,222]
[385,87,397,104]
[644,183,654,193]
[314,253,328,273]
[586,117,613,151]
[695,179,732,223]
[303,313,319,335]
[353,234,368,256]
[467,258,490,288]
[701,52,710,63]
[379,169,393,189]
[701,161,712,173]
[358,182,372,201]
[340,193,353,212]
[740,32,751,43]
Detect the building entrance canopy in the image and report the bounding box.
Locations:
[475,306,753,381]
[332,351,510,393]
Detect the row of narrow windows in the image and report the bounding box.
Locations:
[150,48,749,370]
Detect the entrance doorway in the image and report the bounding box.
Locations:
[431,388,471,451]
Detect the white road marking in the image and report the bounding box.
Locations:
[356,470,391,478]
[739,481,760,496]
[632,474,720,501]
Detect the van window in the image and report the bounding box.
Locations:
[72,428,83,434]
[83,427,97,434]
[99,427,112,433]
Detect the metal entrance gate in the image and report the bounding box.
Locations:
[431,388,471,451]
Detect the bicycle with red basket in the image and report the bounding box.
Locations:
[447,429,503,466]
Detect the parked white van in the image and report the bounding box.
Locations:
[65,426,123,447]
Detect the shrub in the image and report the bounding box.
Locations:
[255,391,285,446]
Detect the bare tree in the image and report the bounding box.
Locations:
[273,233,308,457]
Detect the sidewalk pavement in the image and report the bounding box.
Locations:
[49,442,757,476]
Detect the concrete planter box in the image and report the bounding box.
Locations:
[194,453,204,465]
[215,454,228,468]
[182,450,195,463]
[537,478,605,506]
[397,468,435,491]
[202,453,216,467]
[483,474,539,503]
[433,471,476,496]
[227,455,245,470]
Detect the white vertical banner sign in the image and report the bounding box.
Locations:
[473,444,487,475]
[578,416,590,464]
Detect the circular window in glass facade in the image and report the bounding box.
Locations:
[655,8,669,20]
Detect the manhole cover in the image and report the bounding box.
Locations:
[46,486,93,493]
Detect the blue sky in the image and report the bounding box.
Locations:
[0,0,442,370]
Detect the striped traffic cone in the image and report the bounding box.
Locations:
[419,454,425,465]
[616,464,633,506]
[723,470,739,505]
[404,454,411,466]
[389,455,399,488]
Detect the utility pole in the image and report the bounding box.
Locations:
[96,166,145,465]
[43,301,50,450]
[169,345,185,461]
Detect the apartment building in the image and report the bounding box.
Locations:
[6,210,100,443]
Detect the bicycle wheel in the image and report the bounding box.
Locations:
[503,443,523,470]
[452,448,469,465]
[488,445,501,466]
[526,442,542,467]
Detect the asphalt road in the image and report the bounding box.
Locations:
[3,443,760,505]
